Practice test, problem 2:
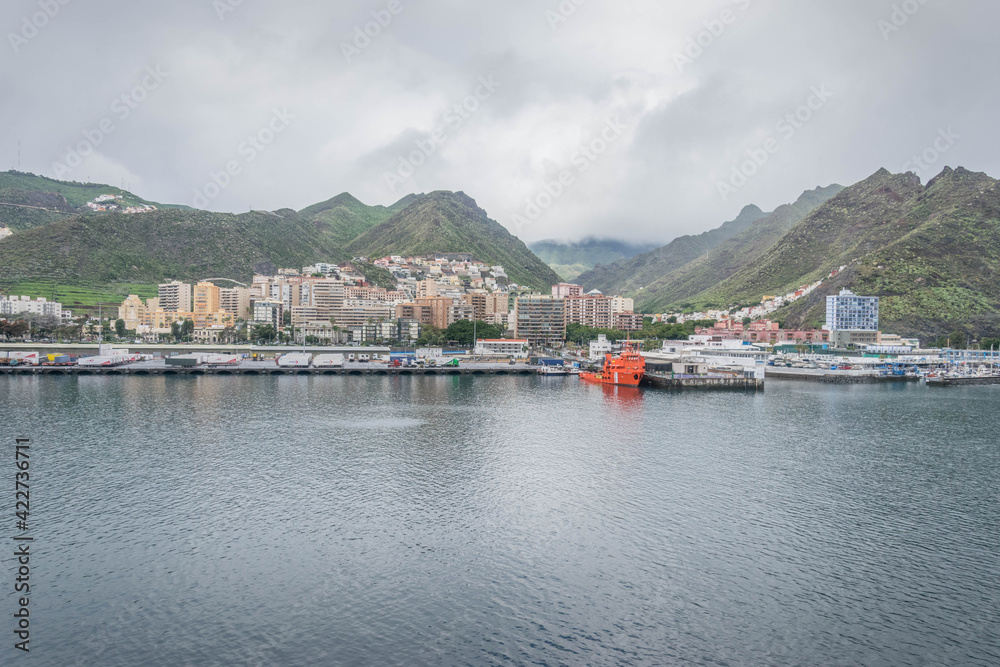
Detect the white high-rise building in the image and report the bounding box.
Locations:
[825,289,879,331]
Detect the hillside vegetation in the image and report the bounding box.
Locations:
[0,174,561,303]
[0,171,185,231]
[299,192,415,248]
[577,204,770,296]
[346,191,561,289]
[634,185,843,312]
[759,167,1000,338]
[0,208,342,285]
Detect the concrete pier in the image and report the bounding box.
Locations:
[766,368,918,384]
[643,373,763,391]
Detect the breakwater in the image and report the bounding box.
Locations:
[926,375,1000,386]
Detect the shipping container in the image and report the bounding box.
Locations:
[78,355,133,367]
[5,351,40,365]
[313,354,345,368]
[42,354,76,366]
[166,353,206,367]
[203,354,240,366]
[276,353,313,368]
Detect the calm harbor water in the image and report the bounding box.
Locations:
[2,376,998,666]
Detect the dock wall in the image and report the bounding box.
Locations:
[643,374,763,391]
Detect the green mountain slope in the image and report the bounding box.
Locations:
[695,169,927,309]
[529,238,659,281]
[0,171,186,231]
[634,185,843,312]
[577,204,770,296]
[0,208,342,285]
[298,192,414,248]
[346,191,561,289]
[0,188,75,230]
[694,167,1000,339]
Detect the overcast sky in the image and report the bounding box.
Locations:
[1,0,996,243]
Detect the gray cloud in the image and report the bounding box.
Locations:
[2,0,995,244]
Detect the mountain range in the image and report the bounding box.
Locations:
[577,185,844,312]
[2,166,1000,340]
[577,167,1000,339]
[528,238,659,281]
[0,172,559,310]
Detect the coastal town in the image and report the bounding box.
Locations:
[0,254,885,351]
[2,252,999,386]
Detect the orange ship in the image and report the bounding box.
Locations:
[579,339,646,387]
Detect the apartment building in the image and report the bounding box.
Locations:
[416,279,439,298]
[462,291,508,321]
[336,300,395,328]
[117,294,189,332]
[512,295,566,349]
[610,296,635,314]
[253,301,284,329]
[192,282,234,328]
[118,295,146,330]
[1,295,64,319]
[158,281,192,312]
[312,279,346,318]
[613,311,644,331]
[415,296,455,330]
[825,289,879,331]
[552,283,584,298]
[564,294,613,329]
[395,302,433,326]
[219,287,251,321]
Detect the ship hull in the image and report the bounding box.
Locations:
[579,370,643,387]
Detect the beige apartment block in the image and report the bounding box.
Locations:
[158,281,192,312]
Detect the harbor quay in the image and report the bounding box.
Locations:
[0,359,537,377]
[765,367,920,384]
[643,372,764,391]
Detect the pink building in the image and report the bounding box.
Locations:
[697,320,830,345]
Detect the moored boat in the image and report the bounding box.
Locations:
[579,340,645,387]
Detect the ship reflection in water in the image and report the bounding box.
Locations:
[596,382,644,408]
